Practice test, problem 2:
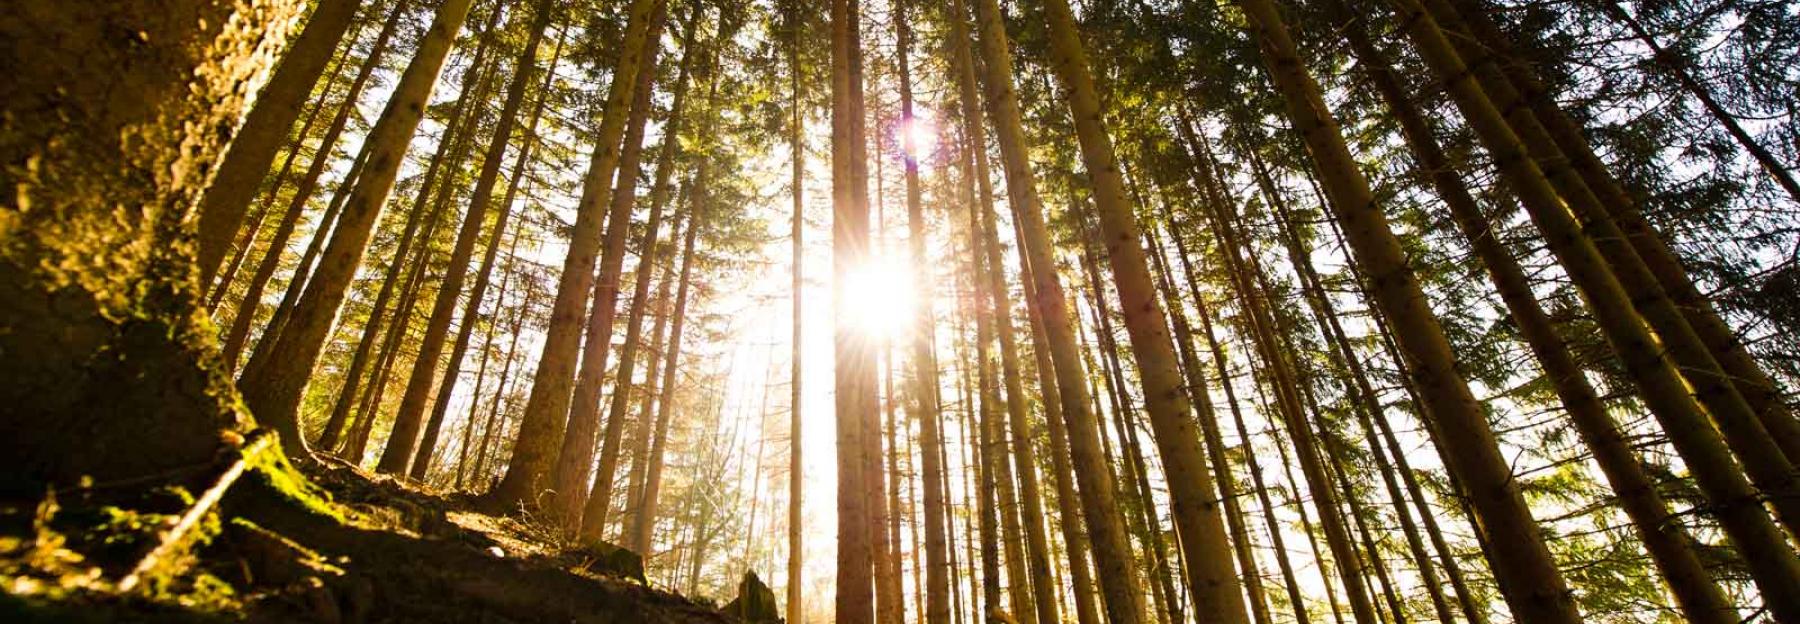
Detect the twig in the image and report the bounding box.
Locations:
[116,430,274,594]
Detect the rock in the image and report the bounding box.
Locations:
[721,571,781,623]
[580,540,646,585]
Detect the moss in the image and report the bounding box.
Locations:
[245,443,342,524]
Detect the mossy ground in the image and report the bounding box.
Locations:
[0,451,736,623]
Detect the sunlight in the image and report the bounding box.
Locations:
[840,251,917,340]
[896,112,939,166]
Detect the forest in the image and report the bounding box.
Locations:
[3,0,1800,621]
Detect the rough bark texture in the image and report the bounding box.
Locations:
[962,0,1148,620]
[1235,1,1583,620]
[196,0,359,281]
[0,0,301,485]
[492,0,664,510]
[238,0,478,459]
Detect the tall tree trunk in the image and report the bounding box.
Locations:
[1142,218,1272,624]
[944,6,1101,621]
[1426,0,1800,499]
[491,0,666,508]
[1175,226,1311,622]
[1038,0,1251,617]
[1232,1,1582,620]
[418,19,569,480]
[552,2,673,528]
[1075,240,1181,624]
[456,223,522,489]
[221,0,412,368]
[625,179,690,544]
[347,183,457,465]
[879,343,905,624]
[580,9,698,539]
[625,200,684,538]
[635,178,704,574]
[786,0,807,618]
[384,0,560,478]
[259,142,369,367]
[962,0,1147,618]
[832,0,879,620]
[1175,116,1376,624]
[1387,0,1800,610]
[973,255,1038,624]
[197,0,361,281]
[474,271,537,488]
[330,28,500,458]
[238,0,480,459]
[1248,151,1453,624]
[211,37,349,317]
[1009,192,1103,624]
[892,2,951,620]
[1443,0,1800,460]
[1337,10,1740,620]
[966,79,1058,624]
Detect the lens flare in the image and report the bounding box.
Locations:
[896,113,938,165]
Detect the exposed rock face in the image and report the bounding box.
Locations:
[0,0,302,487]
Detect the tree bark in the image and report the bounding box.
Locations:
[832,0,878,620]
[785,0,807,618]
[636,184,703,574]
[962,0,1148,618]
[1391,0,1800,605]
[221,0,412,369]
[197,0,361,282]
[414,16,569,480]
[1338,10,1741,620]
[552,2,673,528]
[1443,0,1800,463]
[491,0,666,509]
[0,0,303,482]
[239,0,480,460]
[893,0,951,620]
[384,0,560,478]
[579,7,698,539]
[1233,1,1582,620]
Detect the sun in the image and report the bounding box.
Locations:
[841,251,917,340]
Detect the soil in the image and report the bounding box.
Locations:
[0,452,737,623]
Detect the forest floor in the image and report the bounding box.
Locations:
[0,446,740,623]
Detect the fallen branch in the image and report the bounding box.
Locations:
[116,430,275,594]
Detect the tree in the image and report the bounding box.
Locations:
[197,0,362,283]
[961,0,1149,620]
[239,0,481,460]
[1232,0,1582,620]
[1,0,303,482]
[833,0,879,621]
[492,0,667,509]
[381,0,560,478]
